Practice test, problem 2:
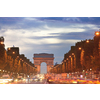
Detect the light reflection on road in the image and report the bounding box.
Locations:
[7,79,48,84]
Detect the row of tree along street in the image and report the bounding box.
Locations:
[50,31,100,79]
[0,36,37,78]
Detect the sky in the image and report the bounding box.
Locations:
[0,17,100,73]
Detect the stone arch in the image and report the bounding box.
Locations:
[33,53,54,73]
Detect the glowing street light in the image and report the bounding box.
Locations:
[86,40,89,43]
[13,52,15,54]
[95,31,100,36]
[79,47,82,50]
[90,68,92,79]
[64,60,66,62]
[0,41,4,44]
[72,53,74,55]
[8,48,11,50]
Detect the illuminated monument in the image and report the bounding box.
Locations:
[33,53,54,73]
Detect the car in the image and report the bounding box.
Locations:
[0,75,14,84]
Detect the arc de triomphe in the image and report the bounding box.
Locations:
[33,53,54,73]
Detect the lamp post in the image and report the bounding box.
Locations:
[90,68,92,79]
[83,70,85,78]
[78,47,82,77]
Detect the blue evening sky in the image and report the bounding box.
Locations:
[0,17,100,73]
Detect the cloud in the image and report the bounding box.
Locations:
[1,17,100,64]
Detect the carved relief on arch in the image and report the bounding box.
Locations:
[40,61,47,64]
[34,61,40,65]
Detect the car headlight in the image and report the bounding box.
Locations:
[3,80,8,83]
[15,79,18,82]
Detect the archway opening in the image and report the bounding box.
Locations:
[40,62,47,74]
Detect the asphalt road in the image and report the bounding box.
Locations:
[8,79,49,84]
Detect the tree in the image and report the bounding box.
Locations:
[9,56,14,72]
[17,60,22,73]
[0,45,5,69]
[91,55,100,71]
[14,58,18,73]
[23,63,27,74]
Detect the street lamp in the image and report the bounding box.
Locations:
[83,70,85,78]
[90,68,92,79]
[0,41,4,44]
[13,52,15,54]
[79,47,82,50]
[72,53,74,55]
[95,31,100,36]
[17,56,19,58]
[8,48,11,50]
[86,40,89,43]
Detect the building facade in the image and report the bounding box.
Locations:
[50,31,100,78]
[0,37,37,78]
